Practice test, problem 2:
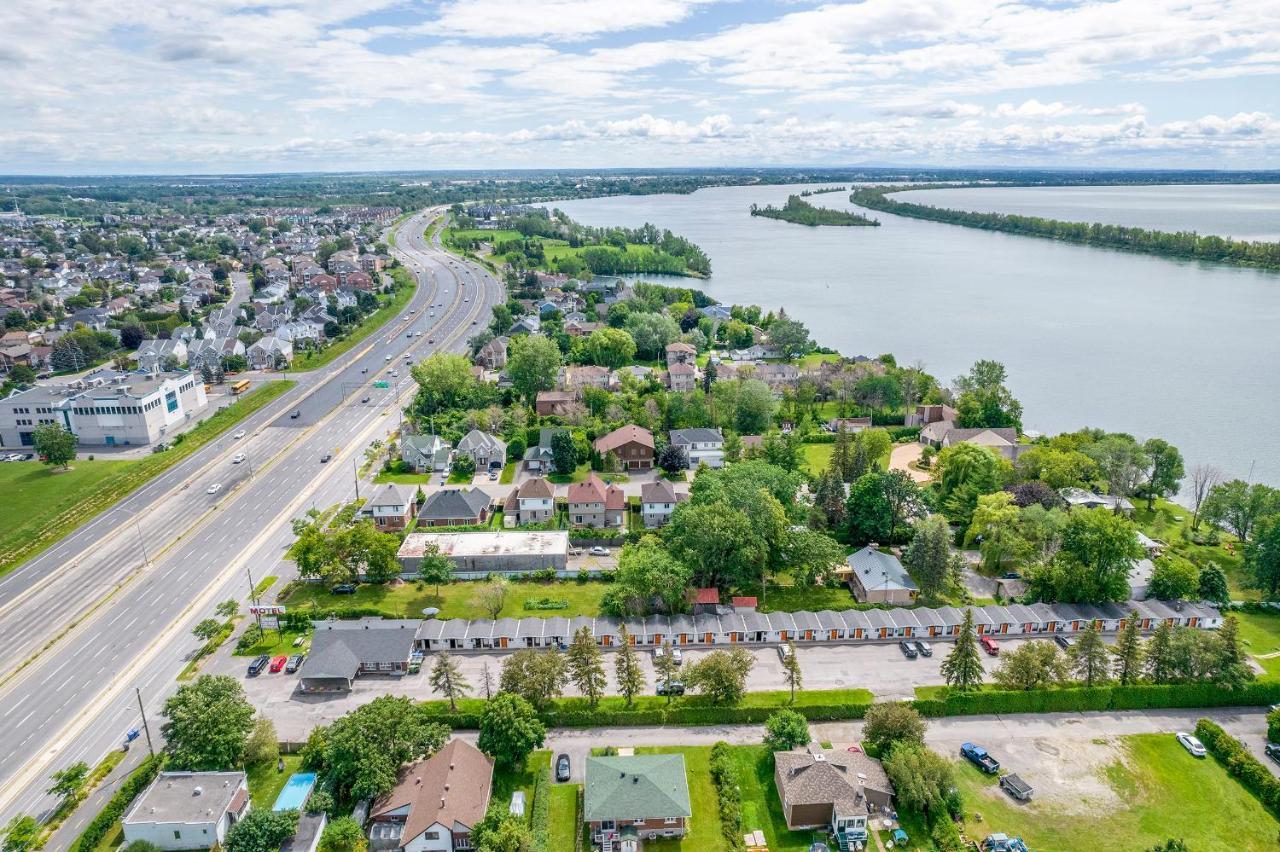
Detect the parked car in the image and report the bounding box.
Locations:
[899,640,918,659]
[1054,635,1072,650]
[269,655,288,673]
[777,645,793,663]
[207,483,222,494]
[914,640,933,657]
[961,742,1000,774]
[320,453,332,463]
[1176,732,1206,757]
[331,583,357,595]
[489,470,499,480]
[555,754,571,782]
[247,655,270,677]
[980,635,1000,656]
[589,546,609,556]
[653,646,666,661]
[285,654,305,673]
[656,680,686,696]
[1000,571,1021,580]
[670,648,683,666]
[232,453,245,464]
[1265,743,1280,764]
[233,430,246,439]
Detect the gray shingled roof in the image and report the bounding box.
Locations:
[585,755,691,822]
[420,488,491,521]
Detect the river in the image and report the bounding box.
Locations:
[549,183,1280,489]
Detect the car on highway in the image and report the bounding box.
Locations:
[899,640,918,659]
[269,655,288,673]
[385,355,392,361]
[207,483,222,494]
[472,319,478,324]
[589,546,609,556]
[427,338,434,344]
[285,654,305,673]
[656,680,686,696]
[406,331,413,338]
[390,370,398,377]
[233,430,247,439]
[290,410,301,419]
[232,453,246,464]
[362,367,369,373]
[320,453,332,463]
[429,311,435,317]
[555,754,571,782]
[247,655,270,677]
[361,395,370,403]
[1176,732,1207,757]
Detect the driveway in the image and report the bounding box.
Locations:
[889,443,932,483]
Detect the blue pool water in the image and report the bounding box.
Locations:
[272,772,317,812]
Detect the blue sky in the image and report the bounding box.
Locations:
[1,0,1277,174]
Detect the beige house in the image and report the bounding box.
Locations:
[774,745,893,844]
[567,473,625,529]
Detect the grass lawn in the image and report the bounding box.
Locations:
[292,272,416,370]
[799,353,842,369]
[247,754,303,811]
[728,745,826,852]
[1236,610,1280,678]
[373,470,433,484]
[1131,498,1252,599]
[494,749,550,813]
[0,380,294,577]
[801,442,832,475]
[499,462,517,484]
[632,746,726,852]
[234,624,312,657]
[283,578,612,620]
[954,733,1279,850]
[548,782,581,849]
[756,580,860,613]
[548,462,594,484]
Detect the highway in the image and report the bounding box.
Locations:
[0,208,504,824]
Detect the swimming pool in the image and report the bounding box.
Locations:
[272,772,317,812]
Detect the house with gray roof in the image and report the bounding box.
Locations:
[401,433,452,473]
[419,488,492,527]
[845,546,918,605]
[669,427,724,469]
[585,754,691,845]
[774,745,892,842]
[299,619,418,692]
[456,429,506,471]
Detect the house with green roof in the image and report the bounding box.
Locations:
[585,754,692,845]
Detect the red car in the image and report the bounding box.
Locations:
[979,635,1000,656]
[269,655,288,673]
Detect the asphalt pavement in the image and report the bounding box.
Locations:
[0,209,504,823]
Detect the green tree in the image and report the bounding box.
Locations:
[601,536,692,616]
[566,626,607,708]
[623,311,679,360]
[684,648,754,705]
[216,598,239,619]
[965,490,1023,572]
[615,625,646,707]
[319,817,367,852]
[1147,559,1199,600]
[1112,611,1145,685]
[940,609,984,692]
[550,430,577,476]
[883,743,954,818]
[766,316,812,357]
[1203,480,1280,541]
[471,807,534,852]
[192,618,222,642]
[507,334,562,403]
[1083,434,1150,499]
[1145,621,1176,684]
[225,808,299,852]
[764,709,810,751]
[993,641,1068,690]
[1,816,39,852]
[665,501,764,591]
[1214,615,1254,689]
[953,359,1022,431]
[411,352,486,414]
[332,520,400,584]
[47,761,89,800]
[654,640,680,702]
[1027,507,1142,603]
[477,693,546,770]
[244,715,279,767]
[781,640,803,701]
[417,543,454,598]
[1142,438,1185,510]
[161,675,255,771]
[32,422,77,469]
[499,648,566,709]
[1069,624,1111,686]
[936,443,1008,527]
[733,379,777,434]
[477,578,509,619]
[1245,515,1280,599]
[429,651,470,711]
[903,515,959,603]
[782,529,845,588]
[1198,564,1230,604]
[582,327,637,369]
[862,702,927,753]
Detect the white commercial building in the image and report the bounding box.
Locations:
[122,771,250,850]
[0,370,208,448]
[398,531,569,577]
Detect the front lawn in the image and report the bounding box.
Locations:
[499,462,517,484]
[1236,610,1280,678]
[728,745,826,852]
[282,578,611,620]
[953,733,1279,849]
[494,749,549,814]
[548,782,582,849]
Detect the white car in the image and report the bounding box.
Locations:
[232,430,246,440]
[207,483,222,495]
[1176,732,1206,757]
[589,546,609,556]
[231,453,246,464]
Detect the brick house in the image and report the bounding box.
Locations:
[585,754,691,845]
[567,473,625,529]
[358,483,417,531]
[640,479,685,528]
[593,425,654,471]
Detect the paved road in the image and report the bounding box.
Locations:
[0,208,504,823]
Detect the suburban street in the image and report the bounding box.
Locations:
[0,208,505,823]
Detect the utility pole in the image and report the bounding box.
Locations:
[353,457,361,501]
[134,519,150,566]
[136,688,155,758]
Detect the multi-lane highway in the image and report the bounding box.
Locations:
[0,208,504,824]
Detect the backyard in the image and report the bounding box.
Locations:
[1131,498,1252,599]
[281,577,612,620]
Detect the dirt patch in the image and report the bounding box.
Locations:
[970,734,1129,814]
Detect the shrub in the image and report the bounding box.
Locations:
[708,742,745,851]
[930,817,967,852]
[1269,708,1280,744]
[523,597,569,611]
[70,755,164,852]
[1195,718,1280,817]
[530,765,552,849]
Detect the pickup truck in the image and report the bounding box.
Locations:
[961,742,1000,774]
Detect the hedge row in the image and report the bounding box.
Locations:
[709,742,746,852]
[419,698,874,731]
[913,681,1280,718]
[530,764,552,851]
[68,754,164,852]
[1195,718,1280,818]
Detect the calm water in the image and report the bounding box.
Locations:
[551,183,1280,489]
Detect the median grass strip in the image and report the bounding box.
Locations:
[0,380,294,577]
[291,269,416,370]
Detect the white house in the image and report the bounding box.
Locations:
[669,427,725,469]
[367,740,493,851]
[122,771,249,851]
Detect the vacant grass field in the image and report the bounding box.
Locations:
[1237,610,1280,678]
[801,442,833,475]
[283,578,613,620]
[954,733,1279,849]
[0,380,294,577]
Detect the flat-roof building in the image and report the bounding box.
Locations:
[398,531,569,576]
[122,771,249,850]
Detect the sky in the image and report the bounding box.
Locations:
[1,0,1278,174]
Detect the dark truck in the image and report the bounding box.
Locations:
[961,742,1000,774]
[999,773,1034,801]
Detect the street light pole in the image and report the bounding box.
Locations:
[134,519,150,566]
[136,688,155,758]
[353,458,361,501]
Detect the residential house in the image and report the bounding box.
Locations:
[940,426,1027,461]
[905,404,957,427]
[187,337,245,372]
[699,304,732,322]
[134,338,189,372]
[594,425,654,471]
[641,479,685,528]
[368,740,494,852]
[774,745,893,843]
[419,489,492,527]
[1059,488,1135,516]
[509,314,541,336]
[825,417,872,433]
[474,336,509,370]
[567,473,625,529]
[245,335,292,370]
[299,619,418,692]
[359,483,417,532]
[585,754,691,845]
[401,434,452,473]
[456,429,507,472]
[523,428,566,473]
[669,427,724,469]
[535,390,575,417]
[122,772,249,851]
[666,361,698,392]
[563,364,610,392]
[845,546,918,605]
[504,477,554,525]
[665,341,696,365]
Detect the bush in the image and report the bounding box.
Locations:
[523,597,569,611]
[886,425,922,441]
[913,682,1280,718]
[236,623,265,650]
[1195,718,1280,816]
[70,755,165,852]
[930,817,967,852]
[530,765,552,850]
[709,742,745,852]
[1269,708,1280,744]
